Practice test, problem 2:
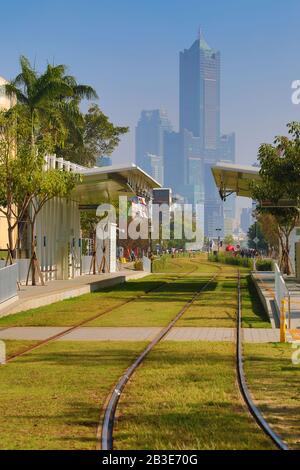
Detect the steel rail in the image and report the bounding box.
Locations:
[101,268,221,450]
[236,270,289,451]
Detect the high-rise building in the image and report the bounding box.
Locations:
[240,208,253,235]
[135,109,173,186]
[144,154,164,186]
[135,32,235,241]
[220,133,236,235]
[164,129,204,206]
[179,32,224,238]
[180,31,220,151]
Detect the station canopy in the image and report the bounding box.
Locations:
[211,162,261,200]
[73,164,161,209]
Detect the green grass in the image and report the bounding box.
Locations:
[4,340,40,358]
[152,255,207,273]
[176,274,270,329]
[0,258,269,329]
[114,341,275,450]
[245,343,300,450]
[0,277,166,327]
[0,341,146,450]
[87,275,212,327]
[241,276,270,328]
[176,275,237,328]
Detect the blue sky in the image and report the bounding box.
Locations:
[1,0,300,177]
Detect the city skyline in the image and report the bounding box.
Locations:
[1,1,300,179]
[136,31,236,238]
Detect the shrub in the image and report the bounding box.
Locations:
[152,255,168,273]
[255,259,274,272]
[208,253,253,269]
[134,260,143,271]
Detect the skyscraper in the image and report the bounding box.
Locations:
[241,208,253,235]
[220,133,236,235]
[135,32,236,241]
[179,31,224,238]
[135,109,173,186]
[179,31,220,152]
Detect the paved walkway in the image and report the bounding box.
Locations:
[0,270,148,319]
[0,327,280,343]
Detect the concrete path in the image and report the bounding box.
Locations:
[0,270,148,319]
[0,326,281,343]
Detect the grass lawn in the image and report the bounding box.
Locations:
[176,274,270,329]
[245,343,300,450]
[4,340,40,358]
[0,276,167,328]
[241,276,270,328]
[0,341,146,450]
[0,257,212,328]
[87,275,212,327]
[114,341,275,450]
[0,258,269,329]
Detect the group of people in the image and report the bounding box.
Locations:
[238,248,259,259]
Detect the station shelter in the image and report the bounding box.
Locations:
[211,162,300,275]
[32,157,160,281]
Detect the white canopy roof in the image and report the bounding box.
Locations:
[211,162,260,199]
[74,163,161,207]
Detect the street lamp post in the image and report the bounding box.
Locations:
[216,228,222,253]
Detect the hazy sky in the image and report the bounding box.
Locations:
[1,0,300,176]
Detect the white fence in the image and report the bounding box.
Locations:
[0,260,30,284]
[142,256,152,273]
[274,263,289,313]
[17,259,31,283]
[81,256,93,275]
[0,264,18,305]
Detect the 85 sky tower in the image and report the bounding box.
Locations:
[179,30,220,153]
[177,31,231,238]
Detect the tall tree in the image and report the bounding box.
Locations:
[0,110,36,257]
[257,213,279,256]
[251,122,300,274]
[57,104,129,167]
[4,56,97,150]
[247,222,268,253]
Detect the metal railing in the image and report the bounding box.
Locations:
[274,263,292,332]
[0,264,18,305]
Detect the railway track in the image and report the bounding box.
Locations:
[100,266,222,450]
[236,271,289,451]
[4,259,206,363]
[100,267,289,451]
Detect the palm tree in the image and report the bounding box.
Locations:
[4,56,98,149]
